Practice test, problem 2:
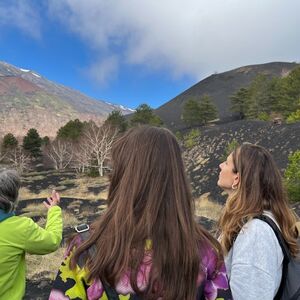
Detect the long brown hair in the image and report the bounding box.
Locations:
[218,143,299,256]
[71,126,222,300]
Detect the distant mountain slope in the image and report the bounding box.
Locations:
[0,61,133,137]
[155,62,299,129]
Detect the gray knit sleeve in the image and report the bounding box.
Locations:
[225,219,284,300]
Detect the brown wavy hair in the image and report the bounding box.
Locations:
[71,126,222,300]
[218,143,299,257]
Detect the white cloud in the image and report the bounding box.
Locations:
[0,0,41,39]
[86,56,119,87]
[48,0,300,83]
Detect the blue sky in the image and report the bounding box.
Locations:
[1,0,300,109]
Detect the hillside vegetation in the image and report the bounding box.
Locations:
[230,67,300,122]
[156,62,299,129]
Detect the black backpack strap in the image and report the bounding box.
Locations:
[254,215,290,300]
[196,282,205,300]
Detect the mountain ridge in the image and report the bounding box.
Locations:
[0,61,133,137]
[155,61,300,129]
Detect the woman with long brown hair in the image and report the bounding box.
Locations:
[49,126,232,300]
[218,143,299,300]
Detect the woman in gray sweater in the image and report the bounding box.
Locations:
[217,143,299,300]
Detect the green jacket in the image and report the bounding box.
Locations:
[0,206,63,300]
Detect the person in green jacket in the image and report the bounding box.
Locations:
[0,169,63,300]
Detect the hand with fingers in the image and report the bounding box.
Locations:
[43,190,61,209]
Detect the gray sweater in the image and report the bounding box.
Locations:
[225,213,284,300]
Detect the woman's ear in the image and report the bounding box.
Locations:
[233,173,240,187]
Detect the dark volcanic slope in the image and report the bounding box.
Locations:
[184,120,300,203]
[155,62,299,130]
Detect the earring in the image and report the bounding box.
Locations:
[231,183,238,190]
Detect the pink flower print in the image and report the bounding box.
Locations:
[48,289,70,300]
[87,278,104,300]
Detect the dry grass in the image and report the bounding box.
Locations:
[98,190,108,200]
[195,193,223,221]
[63,212,79,228]
[36,211,78,228]
[21,203,48,218]
[68,199,83,206]
[19,172,109,201]
[19,187,48,200]
[98,204,108,210]
[23,175,46,181]
[22,203,47,213]
[26,247,65,280]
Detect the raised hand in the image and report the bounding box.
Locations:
[43,190,60,209]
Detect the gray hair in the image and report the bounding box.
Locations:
[0,169,21,212]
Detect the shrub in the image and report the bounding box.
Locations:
[257,112,271,121]
[284,150,300,202]
[2,133,18,150]
[175,131,183,142]
[221,139,239,161]
[183,129,201,148]
[286,109,300,124]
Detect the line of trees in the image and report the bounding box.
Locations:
[230,67,300,122]
[0,121,119,175]
[0,129,42,173]
[104,104,163,130]
[0,103,163,175]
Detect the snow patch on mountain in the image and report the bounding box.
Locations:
[31,72,41,78]
[118,105,135,112]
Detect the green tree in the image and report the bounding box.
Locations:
[230,88,250,119]
[284,150,300,202]
[23,128,42,158]
[268,68,300,118]
[246,74,273,119]
[198,94,218,124]
[57,119,86,141]
[130,104,163,127]
[42,136,50,146]
[267,77,283,113]
[279,67,300,116]
[182,99,202,126]
[2,133,18,151]
[104,110,128,132]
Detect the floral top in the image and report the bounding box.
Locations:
[49,236,232,300]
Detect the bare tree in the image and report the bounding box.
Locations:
[72,142,91,173]
[0,149,6,163]
[46,139,73,170]
[8,147,31,174]
[83,123,118,176]
[0,138,6,163]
